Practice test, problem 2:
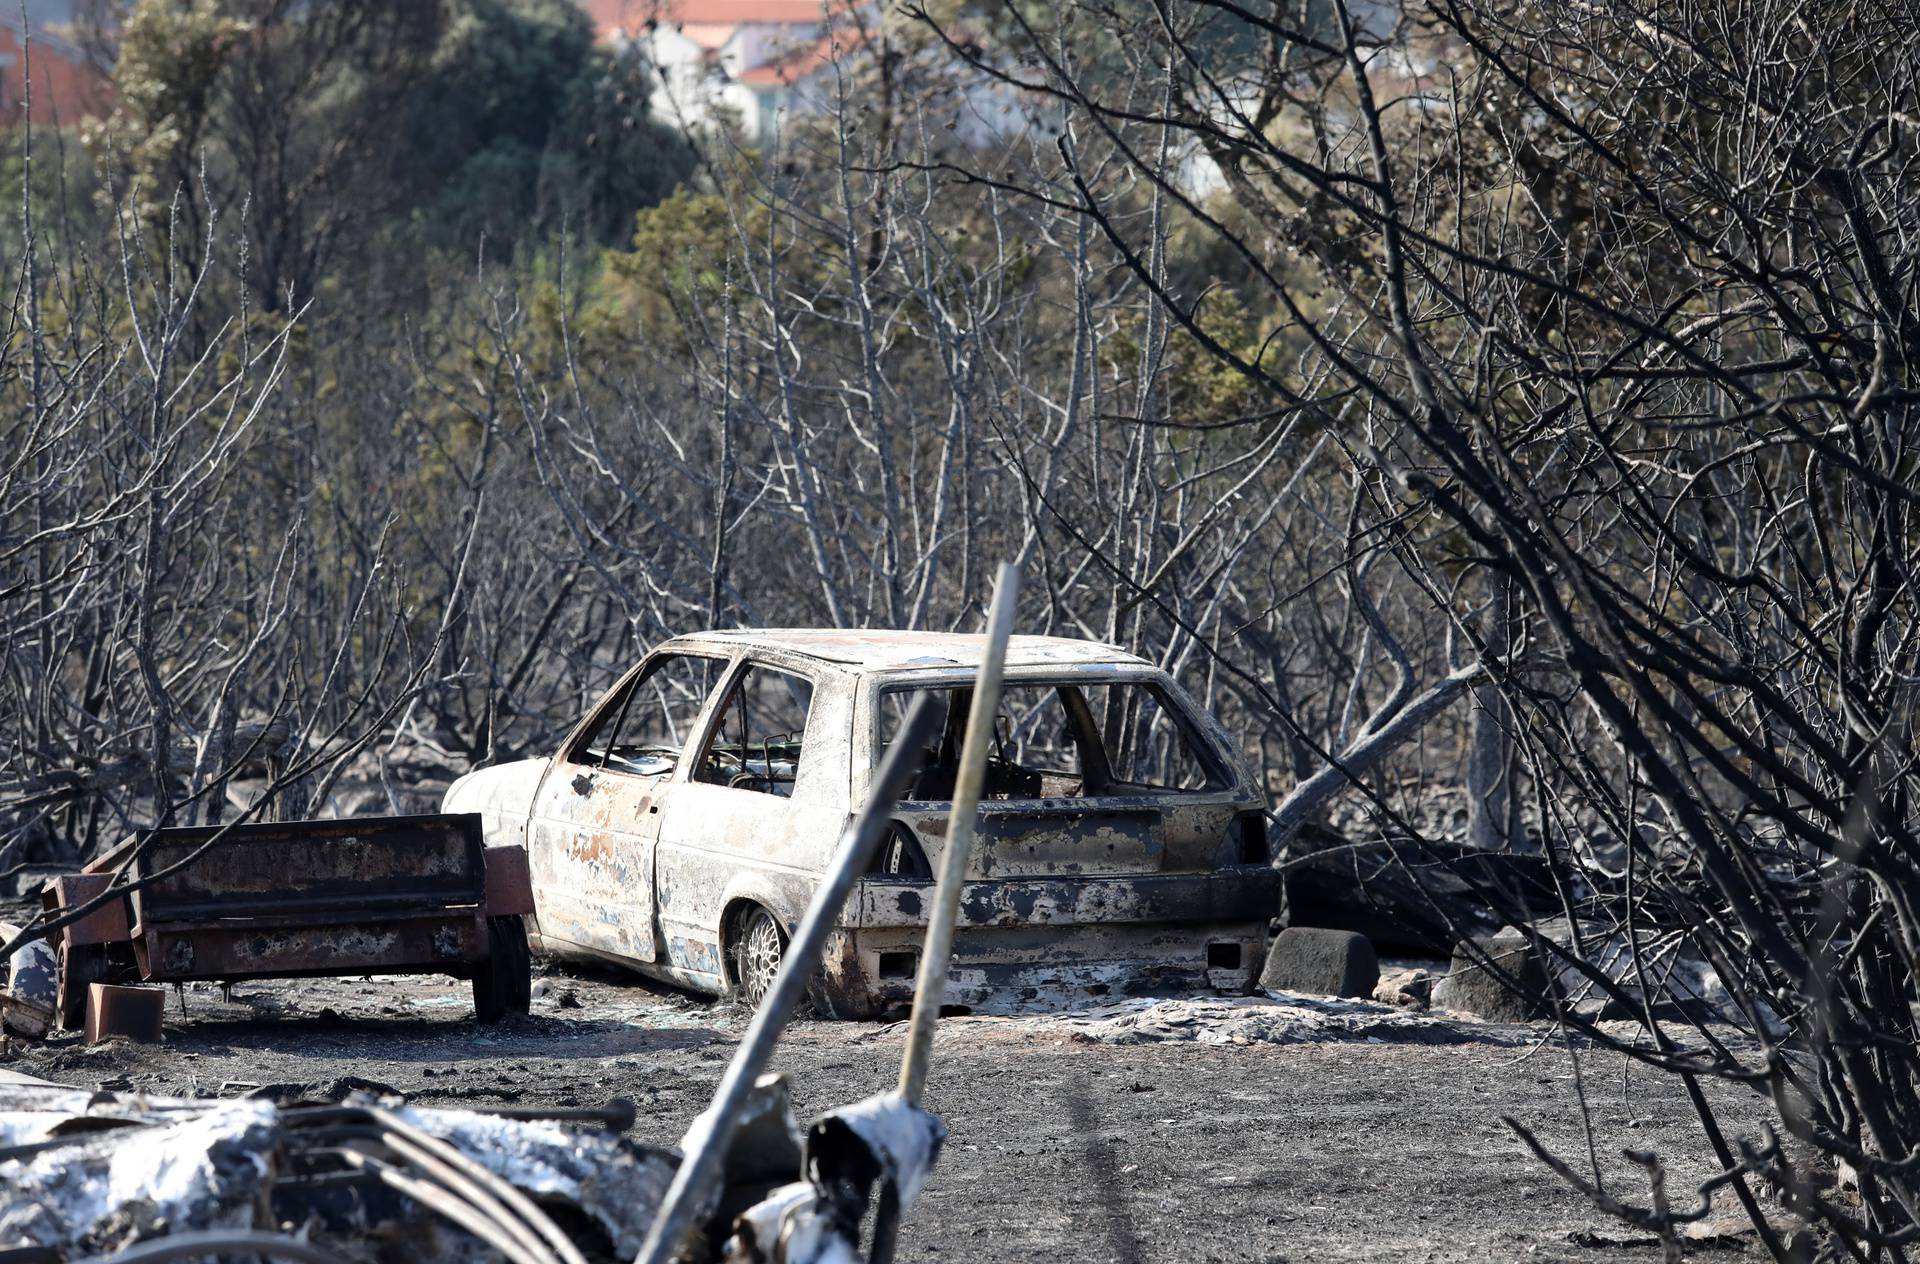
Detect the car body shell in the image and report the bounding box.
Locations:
[443,629,1278,1016]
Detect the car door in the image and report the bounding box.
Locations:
[652,658,851,981]
[527,651,726,964]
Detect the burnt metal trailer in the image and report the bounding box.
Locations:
[41,813,535,1030]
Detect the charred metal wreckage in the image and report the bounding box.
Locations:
[35,815,535,1032]
[444,624,1278,1018]
[28,621,1275,1033]
[0,1069,940,1264]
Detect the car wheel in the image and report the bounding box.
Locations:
[472,915,532,1024]
[732,906,785,1011]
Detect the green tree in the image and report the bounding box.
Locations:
[394,0,691,253]
[96,0,691,314]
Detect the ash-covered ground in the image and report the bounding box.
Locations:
[2,958,1771,1262]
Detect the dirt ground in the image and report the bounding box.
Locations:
[1,954,1777,1263]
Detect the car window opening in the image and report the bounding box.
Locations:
[695,665,814,798]
[879,681,1224,803]
[576,653,724,778]
[867,824,933,877]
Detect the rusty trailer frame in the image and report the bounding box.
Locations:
[42,813,536,1029]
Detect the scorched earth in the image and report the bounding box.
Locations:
[3,962,1767,1263]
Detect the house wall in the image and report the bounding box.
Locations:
[0,26,113,128]
[635,22,787,144]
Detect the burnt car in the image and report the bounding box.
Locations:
[444,630,1278,1017]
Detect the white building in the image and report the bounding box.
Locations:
[586,0,865,145]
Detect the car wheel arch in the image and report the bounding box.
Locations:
[716,867,810,934]
[719,890,791,960]
[715,869,816,987]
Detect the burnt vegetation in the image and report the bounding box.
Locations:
[4,0,1920,1257]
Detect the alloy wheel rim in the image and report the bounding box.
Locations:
[740,913,782,1005]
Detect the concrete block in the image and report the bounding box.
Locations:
[1260,927,1379,998]
[1433,929,1556,1020]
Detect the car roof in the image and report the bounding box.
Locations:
[664,628,1151,672]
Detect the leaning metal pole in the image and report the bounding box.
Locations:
[868,563,1021,1264]
[897,562,1020,1103]
[632,693,938,1264]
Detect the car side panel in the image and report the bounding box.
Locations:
[649,666,854,992]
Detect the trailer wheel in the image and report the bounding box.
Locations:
[472,916,531,1023]
[57,942,107,1032]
